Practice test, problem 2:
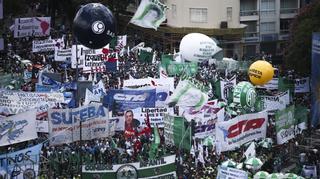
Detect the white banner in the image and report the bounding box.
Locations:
[14,17,51,38]
[32,38,64,53]
[261,90,290,112]
[302,165,317,178]
[0,90,65,115]
[48,104,109,145]
[217,166,248,179]
[54,47,72,62]
[257,78,278,90]
[131,107,173,128]
[275,106,296,145]
[220,76,236,101]
[295,77,310,93]
[71,45,108,69]
[84,80,106,105]
[109,116,125,131]
[124,77,175,92]
[0,110,38,146]
[216,112,268,152]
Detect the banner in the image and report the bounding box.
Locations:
[131,107,173,128]
[215,76,236,101]
[32,38,64,53]
[14,17,51,38]
[115,35,127,52]
[312,33,320,127]
[215,112,267,152]
[302,165,317,178]
[48,104,109,145]
[275,105,296,144]
[217,166,248,179]
[261,90,290,112]
[0,90,65,115]
[82,155,176,179]
[103,89,156,114]
[166,61,198,77]
[194,108,224,139]
[109,116,125,132]
[71,45,108,69]
[0,144,42,179]
[130,0,167,30]
[256,78,278,90]
[163,114,191,150]
[54,48,72,62]
[0,110,38,146]
[123,77,175,92]
[169,80,208,110]
[295,77,310,93]
[295,105,308,133]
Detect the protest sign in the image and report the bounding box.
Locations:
[0,144,42,179]
[275,105,296,144]
[215,112,267,152]
[83,155,176,179]
[32,38,64,53]
[295,77,310,93]
[14,17,51,38]
[0,110,37,146]
[123,77,175,92]
[257,78,278,90]
[131,107,173,128]
[48,104,109,145]
[261,90,290,112]
[302,165,317,178]
[54,48,72,62]
[217,166,248,179]
[71,45,108,69]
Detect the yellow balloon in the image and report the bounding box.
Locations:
[248,60,274,85]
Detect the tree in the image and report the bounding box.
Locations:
[283,1,320,75]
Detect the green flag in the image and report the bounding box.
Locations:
[139,50,153,63]
[149,125,161,159]
[278,76,295,93]
[111,138,117,148]
[109,36,117,49]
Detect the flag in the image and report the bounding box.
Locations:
[111,138,117,148]
[244,142,256,159]
[115,35,127,52]
[278,76,295,93]
[138,50,153,63]
[130,0,168,30]
[149,125,160,159]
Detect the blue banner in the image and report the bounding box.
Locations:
[0,144,42,178]
[312,33,320,127]
[103,89,156,113]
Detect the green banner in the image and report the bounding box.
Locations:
[275,105,296,144]
[160,54,198,77]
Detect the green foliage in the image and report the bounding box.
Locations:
[284,1,320,75]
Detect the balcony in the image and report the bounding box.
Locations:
[279,29,290,40]
[240,10,259,21]
[243,32,260,42]
[280,8,298,19]
[260,33,278,41]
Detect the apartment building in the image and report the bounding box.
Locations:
[240,0,300,57]
[123,0,301,59]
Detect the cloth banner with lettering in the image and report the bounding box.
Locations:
[217,166,248,179]
[130,0,167,30]
[275,105,296,145]
[131,107,174,128]
[0,90,65,115]
[32,37,64,53]
[215,75,236,101]
[0,110,37,146]
[295,77,310,93]
[302,165,317,178]
[163,114,191,150]
[82,155,176,179]
[168,80,208,110]
[215,111,268,152]
[103,89,156,114]
[124,77,175,92]
[84,80,106,105]
[0,144,42,179]
[257,78,279,90]
[14,17,51,38]
[180,100,219,121]
[261,90,290,112]
[54,47,72,62]
[48,104,109,145]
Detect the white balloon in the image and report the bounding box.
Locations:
[179,33,218,62]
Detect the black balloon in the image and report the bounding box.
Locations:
[73,3,116,49]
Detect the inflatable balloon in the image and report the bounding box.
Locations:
[248,60,274,85]
[179,33,218,62]
[73,3,116,49]
[233,81,256,109]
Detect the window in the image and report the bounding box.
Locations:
[227,7,232,21]
[261,0,275,10]
[172,4,177,19]
[280,0,297,9]
[260,22,276,33]
[189,8,208,23]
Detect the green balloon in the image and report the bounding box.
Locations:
[233,81,256,109]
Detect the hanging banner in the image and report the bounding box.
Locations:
[295,77,310,93]
[32,38,64,53]
[217,166,248,179]
[71,45,108,69]
[261,90,290,112]
[83,155,176,179]
[312,33,320,127]
[131,107,173,128]
[0,90,65,115]
[0,144,43,179]
[48,104,109,145]
[103,89,156,114]
[0,110,38,146]
[257,78,279,90]
[14,17,51,38]
[215,112,267,152]
[54,47,72,62]
[130,0,167,30]
[124,77,175,92]
[275,105,296,145]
